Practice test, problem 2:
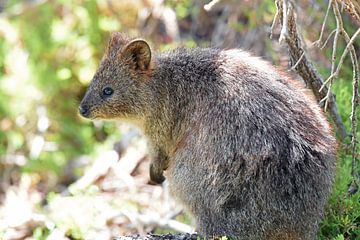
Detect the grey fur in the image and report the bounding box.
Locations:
[80,33,336,240]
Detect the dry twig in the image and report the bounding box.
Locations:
[320,29,336,49]
[313,0,333,47]
[288,51,305,71]
[280,0,360,192]
[337,0,360,24]
[279,0,289,44]
[275,0,360,190]
[327,0,359,191]
[273,0,348,141]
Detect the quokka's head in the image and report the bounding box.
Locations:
[79,33,154,120]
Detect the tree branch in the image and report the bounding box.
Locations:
[313,0,333,47]
[330,0,359,191]
[274,0,348,141]
[337,0,360,25]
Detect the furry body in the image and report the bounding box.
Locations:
[79,33,336,239]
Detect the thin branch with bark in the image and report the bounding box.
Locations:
[337,0,360,24]
[273,0,348,141]
[274,0,359,193]
[330,0,359,191]
[313,0,333,47]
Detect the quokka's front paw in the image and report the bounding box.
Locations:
[149,163,166,184]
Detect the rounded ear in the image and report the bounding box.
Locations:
[121,39,152,71]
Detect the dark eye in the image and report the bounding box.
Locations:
[102,87,113,96]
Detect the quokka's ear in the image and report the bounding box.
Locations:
[121,39,152,71]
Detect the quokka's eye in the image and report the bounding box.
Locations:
[102,87,114,96]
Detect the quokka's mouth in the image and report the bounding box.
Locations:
[78,104,96,119]
[79,112,98,121]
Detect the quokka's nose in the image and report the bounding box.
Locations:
[79,105,89,117]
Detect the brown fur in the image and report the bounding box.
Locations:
[79,33,336,239]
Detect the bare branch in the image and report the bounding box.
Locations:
[314,0,333,47]
[329,0,359,190]
[332,28,360,80]
[337,0,360,25]
[270,0,281,39]
[320,0,341,109]
[341,28,360,190]
[288,51,305,71]
[320,2,360,100]
[204,0,222,11]
[279,0,289,44]
[273,0,348,140]
[320,29,336,49]
[319,73,336,93]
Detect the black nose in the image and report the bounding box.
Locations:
[79,105,89,117]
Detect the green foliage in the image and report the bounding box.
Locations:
[234,0,275,31]
[333,78,360,134]
[314,19,360,240]
[0,0,359,239]
[165,0,194,19]
[318,153,360,239]
[316,55,360,239]
[32,227,50,240]
[0,0,121,176]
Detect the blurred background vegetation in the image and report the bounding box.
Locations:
[0,0,359,239]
